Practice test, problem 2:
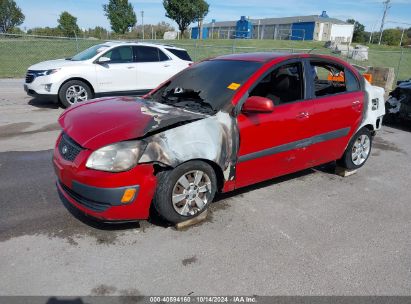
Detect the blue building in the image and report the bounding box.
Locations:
[191,26,209,39]
[192,12,354,42]
[235,16,253,39]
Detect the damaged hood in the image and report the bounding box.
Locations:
[58,96,208,150]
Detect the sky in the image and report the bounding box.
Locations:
[15,0,411,32]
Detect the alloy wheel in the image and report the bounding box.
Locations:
[65,85,88,104]
[351,134,371,166]
[171,170,212,216]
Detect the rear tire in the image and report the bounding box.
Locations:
[338,127,372,170]
[59,80,92,108]
[152,161,217,224]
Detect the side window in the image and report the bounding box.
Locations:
[103,46,133,64]
[345,69,360,92]
[310,61,351,97]
[166,48,192,61]
[158,49,170,61]
[249,62,304,105]
[135,46,169,62]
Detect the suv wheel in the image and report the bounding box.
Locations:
[59,80,92,108]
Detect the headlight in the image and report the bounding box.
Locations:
[86,141,147,172]
[45,69,60,75]
[35,69,60,76]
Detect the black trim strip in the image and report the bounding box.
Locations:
[238,127,350,163]
[72,181,140,206]
[59,182,111,212]
[58,180,140,212]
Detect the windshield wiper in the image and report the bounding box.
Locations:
[65,57,72,61]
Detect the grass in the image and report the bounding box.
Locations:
[0,38,410,80]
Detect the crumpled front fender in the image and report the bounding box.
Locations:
[139,111,238,182]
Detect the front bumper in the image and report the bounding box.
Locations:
[57,180,140,212]
[24,84,59,103]
[53,135,157,221]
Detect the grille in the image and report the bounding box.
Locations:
[25,71,35,83]
[58,133,83,162]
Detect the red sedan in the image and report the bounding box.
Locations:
[54,53,386,224]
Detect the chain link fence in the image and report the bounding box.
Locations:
[1,33,410,84]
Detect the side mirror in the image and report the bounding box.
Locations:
[97,56,111,64]
[242,96,274,113]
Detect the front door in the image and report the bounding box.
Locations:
[235,60,317,189]
[95,46,137,92]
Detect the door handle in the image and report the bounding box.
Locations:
[296,112,310,119]
[127,66,135,69]
[163,64,171,67]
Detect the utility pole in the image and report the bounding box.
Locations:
[141,10,144,40]
[378,0,391,45]
[400,28,405,46]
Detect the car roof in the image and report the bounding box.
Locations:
[212,52,347,65]
[100,41,186,51]
[212,52,295,62]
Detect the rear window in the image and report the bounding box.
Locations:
[134,46,169,62]
[166,48,192,61]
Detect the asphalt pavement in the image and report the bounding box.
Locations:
[0,79,411,296]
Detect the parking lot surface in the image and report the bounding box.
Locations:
[0,79,411,296]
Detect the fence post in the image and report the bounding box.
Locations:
[73,30,79,52]
[395,48,404,83]
[232,39,236,54]
[194,39,198,62]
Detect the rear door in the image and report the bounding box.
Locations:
[133,46,179,90]
[235,60,318,189]
[305,59,364,165]
[95,46,138,92]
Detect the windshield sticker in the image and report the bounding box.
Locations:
[227,83,241,90]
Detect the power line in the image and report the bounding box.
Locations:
[378,0,391,45]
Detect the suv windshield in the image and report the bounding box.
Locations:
[150,60,262,114]
[69,44,110,61]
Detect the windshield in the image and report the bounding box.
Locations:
[69,44,110,61]
[150,60,262,114]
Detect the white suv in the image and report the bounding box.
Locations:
[24,42,192,107]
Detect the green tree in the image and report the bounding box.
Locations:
[347,19,366,43]
[86,26,108,39]
[382,28,402,46]
[0,0,25,33]
[57,11,80,37]
[163,0,197,35]
[28,27,63,37]
[8,26,23,34]
[103,0,137,34]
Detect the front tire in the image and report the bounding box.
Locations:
[152,161,217,224]
[338,127,372,170]
[59,80,92,108]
